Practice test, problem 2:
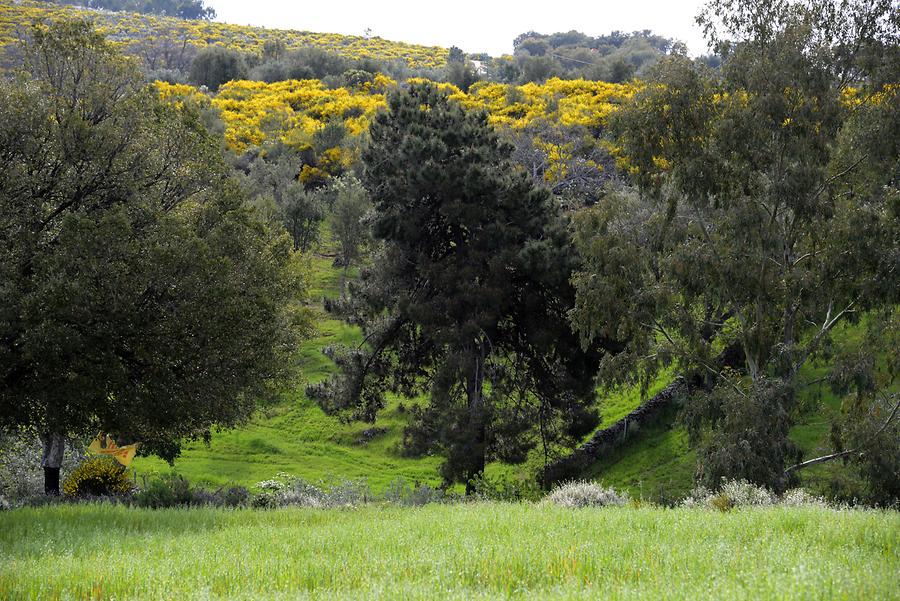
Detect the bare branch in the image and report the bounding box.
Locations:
[792,298,857,375]
[784,393,900,474]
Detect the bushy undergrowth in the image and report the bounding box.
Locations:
[681,479,831,510]
[470,472,543,502]
[133,474,249,509]
[0,434,85,505]
[382,478,453,506]
[544,481,629,508]
[251,473,459,509]
[253,473,373,508]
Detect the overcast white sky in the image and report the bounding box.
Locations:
[207,1,712,57]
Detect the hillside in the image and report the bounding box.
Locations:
[0,0,448,68]
[131,222,883,502]
[3,7,892,504]
[132,232,444,491]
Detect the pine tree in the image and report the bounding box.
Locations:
[311,83,617,491]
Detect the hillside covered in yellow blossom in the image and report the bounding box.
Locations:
[156,77,636,192]
[0,0,449,68]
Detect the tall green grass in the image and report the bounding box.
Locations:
[1,504,897,600]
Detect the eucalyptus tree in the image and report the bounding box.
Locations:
[571,0,899,492]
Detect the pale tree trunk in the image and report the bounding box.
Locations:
[464,344,487,496]
[40,432,65,495]
[339,264,348,299]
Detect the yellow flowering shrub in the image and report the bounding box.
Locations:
[151,76,641,188]
[63,456,134,497]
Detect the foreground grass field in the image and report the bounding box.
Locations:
[1,504,897,600]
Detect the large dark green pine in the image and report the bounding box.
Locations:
[312,83,615,491]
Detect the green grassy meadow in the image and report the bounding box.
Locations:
[1,503,897,600]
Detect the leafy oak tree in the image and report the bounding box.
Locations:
[571,0,898,493]
[310,83,616,491]
[0,21,307,493]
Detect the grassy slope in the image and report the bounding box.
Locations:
[132,233,442,492]
[587,321,892,500]
[2,504,897,600]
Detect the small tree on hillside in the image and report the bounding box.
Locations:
[310,83,618,491]
[281,182,326,252]
[329,174,371,297]
[190,46,246,90]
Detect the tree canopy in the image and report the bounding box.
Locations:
[571,0,899,492]
[0,20,306,463]
[48,0,216,20]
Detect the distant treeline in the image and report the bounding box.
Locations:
[4,3,705,87]
[46,0,215,20]
[506,29,676,83]
[175,29,690,95]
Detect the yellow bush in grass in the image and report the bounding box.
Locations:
[63,457,133,498]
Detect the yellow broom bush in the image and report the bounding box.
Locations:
[63,457,133,498]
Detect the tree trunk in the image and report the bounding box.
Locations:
[40,432,65,495]
[339,264,348,298]
[464,345,487,495]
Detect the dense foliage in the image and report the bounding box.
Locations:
[509,29,674,83]
[571,0,899,495]
[310,83,617,490]
[47,0,216,20]
[0,21,307,467]
[154,77,634,209]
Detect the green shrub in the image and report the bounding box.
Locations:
[133,478,177,508]
[382,478,450,506]
[710,494,734,512]
[251,492,277,509]
[134,474,249,508]
[471,473,542,502]
[62,457,133,498]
